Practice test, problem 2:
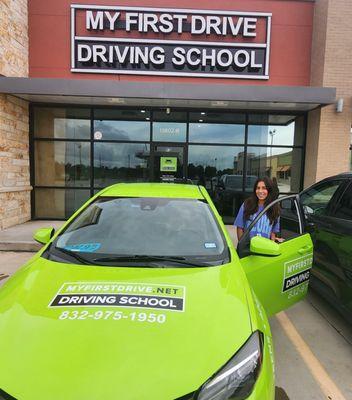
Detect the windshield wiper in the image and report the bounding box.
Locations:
[54,246,97,265]
[93,255,209,267]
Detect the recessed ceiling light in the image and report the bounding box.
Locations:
[146,117,150,120]
[201,112,206,115]
[141,110,146,113]
[199,119,203,122]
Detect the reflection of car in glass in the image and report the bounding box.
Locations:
[215,174,258,215]
[280,173,352,323]
[0,184,313,400]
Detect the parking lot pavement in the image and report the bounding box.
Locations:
[1,251,351,399]
[0,252,35,286]
[272,291,352,399]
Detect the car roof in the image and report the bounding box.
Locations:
[318,172,352,183]
[336,172,352,178]
[98,183,205,199]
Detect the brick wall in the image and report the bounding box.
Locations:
[306,0,352,187]
[0,0,30,229]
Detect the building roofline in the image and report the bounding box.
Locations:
[0,77,335,103]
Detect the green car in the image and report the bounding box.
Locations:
[0,184,313,400]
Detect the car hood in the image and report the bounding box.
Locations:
[0,257,252,400]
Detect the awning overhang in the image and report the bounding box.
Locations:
[0,77,336,112]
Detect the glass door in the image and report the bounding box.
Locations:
[151,143,186,182]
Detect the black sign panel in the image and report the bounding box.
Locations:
[282,269,311,292]
[50,293,184,311]
[71,5,272,79]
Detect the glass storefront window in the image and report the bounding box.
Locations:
[189,123,245,144]
[35,141,90,187]
[34,107,90,139]
[94,143,150,187]
[152,110,187,142]
[246,147,302,193]
[94,109,150,141]
[152,123,186,142]
[32,107,306,219]
[188,145,245,222]
[188,146,244,182]
[93,120,150,141]
[35,188,90,219]
[248,115,305,146]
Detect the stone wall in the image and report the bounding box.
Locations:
[306,0,352,187]
[0,0,30,229]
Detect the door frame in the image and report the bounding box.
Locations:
[237,194,305,258]
[150,142,188,182]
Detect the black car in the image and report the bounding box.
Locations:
[214,174,258,217]
[281,173,352,323]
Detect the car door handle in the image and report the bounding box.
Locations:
[298,245,313,255]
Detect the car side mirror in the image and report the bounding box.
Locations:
[303,205,314,215]
[250,236,281,257]
[33,227,55,245]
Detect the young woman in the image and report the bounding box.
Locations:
[234,177,280,241]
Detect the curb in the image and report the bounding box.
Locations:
[0,241,41,252]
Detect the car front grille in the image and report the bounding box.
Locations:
[0,388,195,400]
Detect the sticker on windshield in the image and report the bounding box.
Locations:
[282,254,313,293]
[204,242,217,249]
[49,282,186,312]
[63,243,101,252]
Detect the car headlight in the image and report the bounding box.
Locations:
[196,331,263,400]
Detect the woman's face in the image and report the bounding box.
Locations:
[255,181,269,202]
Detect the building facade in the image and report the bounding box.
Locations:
[0,0,351,226]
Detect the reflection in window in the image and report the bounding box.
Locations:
[94,143,150,187]
[188,146,244,183]
[94,120,150,141]
[35,188,90,219]
[333,187,352,220]
[248,115,304,146]
[152,122,186,142]
[300,180,342,216]
[189,123,245,144]
[246,147,302,193]
[188,146,245,221]
[35,141,90,187]
[34,107,90,139]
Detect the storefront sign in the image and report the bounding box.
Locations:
[71,5,272,79]
[160,157,177,172]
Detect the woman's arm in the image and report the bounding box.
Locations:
[237,227,244,241]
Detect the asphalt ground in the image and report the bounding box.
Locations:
[1,251,352,400]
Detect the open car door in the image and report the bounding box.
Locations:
[238,195,313,317]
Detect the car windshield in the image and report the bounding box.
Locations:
[51,197,228,266]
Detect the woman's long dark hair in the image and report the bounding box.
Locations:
[244,177,280,224]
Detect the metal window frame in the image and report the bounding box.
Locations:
[29,103,307,220]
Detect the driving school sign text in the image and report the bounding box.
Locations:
[71,5,272,79]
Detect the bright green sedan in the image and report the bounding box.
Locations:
[0,183,313,400]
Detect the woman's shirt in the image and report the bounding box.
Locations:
[234,204,280,239]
